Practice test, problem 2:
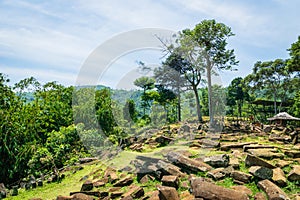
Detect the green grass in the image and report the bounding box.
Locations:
[6,162,103,200]
[216,177,235,188]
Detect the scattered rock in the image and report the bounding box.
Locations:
[155,135,174,146]
[0,183,7,199]
[247,149,284,159]
[245,154,275,168]
[231,185,252,196]
[243,144,275,152]
[258,179,290,200]
[147,190,159,200]
[254,192,267,200]
[113,176,133,187]
[11,186,18,196]
[56,195,73,200]
[272,168,287,187]
[220,142,257,151]
[93,180,105,188]
[161,175,179,189]
[156,160,186,178]
[204,154,229,168]
[122,185,144,199]
[207,168,226,180]
[231,171,252,183]
[157,185,180,200]
[201,139,220,148]
[79,157,98,164]
[80,180,93,191]
[111,191,124,199]
[37,179,43,187]
[181,124,191,133]
[263,125,273,133]
[139,174,154,184]
[190,177,249,200]
[287,165,300,181]
[70,191,103,197]
[275,160,293,168]
[180,190,195,200]
[229,157,240,169]
[167,152,212,173]
[249,166,273,180]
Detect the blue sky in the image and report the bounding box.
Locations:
[1,0,299,89]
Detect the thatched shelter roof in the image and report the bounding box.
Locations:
[267,112,300,121]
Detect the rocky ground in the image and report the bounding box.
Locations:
[2,121,300,200]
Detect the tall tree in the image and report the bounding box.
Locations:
[227,77,249,118]
[154,60,188,121]
[185,19,238,127]
[163,51,204,122]
[287,36,300,76]
[245,59,292,114]
[134,76,155,116]
[123,99,137,126]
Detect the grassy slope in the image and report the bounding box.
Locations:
[6,163,102,200]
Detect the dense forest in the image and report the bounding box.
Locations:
[1,20,299,189]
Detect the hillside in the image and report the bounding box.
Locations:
[3,121,300,200]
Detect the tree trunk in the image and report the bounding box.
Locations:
[193,85,202,122]
[177,94,181,122]
[273,92,277,114]
[207,67,214,128]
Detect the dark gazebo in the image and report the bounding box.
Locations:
[267,112,300,126]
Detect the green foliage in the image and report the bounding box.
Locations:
[245,59,294,114]
[0,75,87,185]
[95,88,116,136]
[216,177,235,188]
[227,77,250,118]
[28,125,86,176]
[287,35,300,76]
[291,91,300,117]
[123,99,138,123]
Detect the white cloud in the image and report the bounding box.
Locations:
[0,0,299,87]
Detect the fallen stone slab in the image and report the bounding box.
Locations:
[113,176,133,187]
[121,185,144,199]
[111,191,124,199]
[284,150,300,158]
[257,179,290,200]
[204,154,229,168]
[157,185,180,200]
[246,148,284,159]
[207,168,226,181]
[287,165,300,181]
[275,160,293,168]
[254,192,267,200]
[245,154,276,169]
[180,190,196,200]
[243,145,276,152]
[231,185,252,196]
[272,168,287,187]
[249,166,273,180]
[155,135,174,146]
[79,157,98,164]
[70,191,107,198]
[201,139,220,148]
[167,152,212,174]
[161,175,179,189]
[220,142,257,151]
[156,160,186,178]
[229,157,240,169]
[190,177,249,200]
[231,171,252,183]
[80,180,93,191]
